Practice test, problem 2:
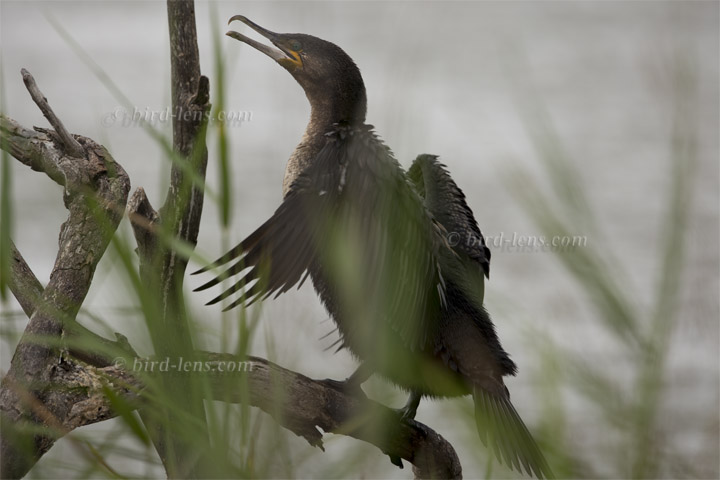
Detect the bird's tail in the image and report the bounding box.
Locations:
[473,387,554,479]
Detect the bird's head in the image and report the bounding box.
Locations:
[227,16,367,125]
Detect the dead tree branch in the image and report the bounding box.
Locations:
[124,1,211,476]
[0,70,130,479]
[20,69,85,158]
[6,239,136,369]
[6,239,43,318]
[205,354,463,479]
[4,331,463,479]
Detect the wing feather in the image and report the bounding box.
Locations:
[408,154,491,277]
[194,125,446,353]
[193,169,336,308]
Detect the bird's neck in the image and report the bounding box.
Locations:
[307,85,368,130]
[282,87,367,196]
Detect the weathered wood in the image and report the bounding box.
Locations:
[204,354,463,479]
[0,69,130,478]
[6,240,136,368]
[3,342,463,480]
[6,239,43,318]
[20,69,84,158]
[124,1,211,477]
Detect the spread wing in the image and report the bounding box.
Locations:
[192,181,330,310]
[408,154,491,276]
[408,154,491,310]
[195,125,446,351]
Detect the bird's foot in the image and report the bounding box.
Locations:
[318,377,365,397]
[319,363,372,396]
[395,391,422,422]
[395,403,418,422]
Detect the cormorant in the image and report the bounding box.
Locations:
[195,16,553,479]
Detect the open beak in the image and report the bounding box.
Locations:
[227,16,302,69]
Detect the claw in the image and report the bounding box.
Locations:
[318,377,364,396]
[389,454,404,469]
[396,391,421,422]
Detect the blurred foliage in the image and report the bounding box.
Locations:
[504,56,699,479]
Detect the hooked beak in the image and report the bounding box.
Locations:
[226,16,302,70]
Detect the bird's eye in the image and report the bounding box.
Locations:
[289,40,302,51]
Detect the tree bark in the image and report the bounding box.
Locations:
[0,70,130,478]
[124,1,211,477]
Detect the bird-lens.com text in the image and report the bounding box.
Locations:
[448,231,588,253]
[114,356,255,373]
[101,106,253,128]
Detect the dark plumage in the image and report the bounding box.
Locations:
[195,16,553,478]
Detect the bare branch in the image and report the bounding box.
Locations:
[7,239,43,318]
[127,187,160,261]
[1,361,142,436]
[0,114,65,185]
[204,354,463,479]
[125,3,212,476]
[20,69,85,158]
[161,0,209,249]
[0,81,130,477]
[7,239,138,368]
[3,349,462,480]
